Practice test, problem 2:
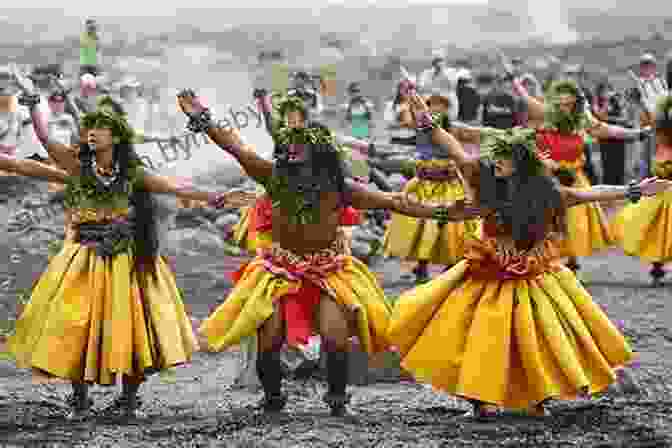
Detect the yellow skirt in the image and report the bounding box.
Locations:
[383,177,481,265]
[562,170,613,257]
[231,206,273,253]
[388,247,634,409]
[199,255,391,355]
[7,241,198,385]
[611,190,672,263]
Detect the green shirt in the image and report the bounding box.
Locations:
[80,32,98,66]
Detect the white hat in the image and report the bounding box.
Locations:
[640,53,657,64]
[456,68,472,80]
[119,76,140,88]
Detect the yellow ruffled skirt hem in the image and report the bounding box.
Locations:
[561,171,613,257]
[383,177,481,265]
[387,260,634,409]
[198,255,391,355]
[7,241,198,385]
[231,206,273,253]
[611,190,672,262]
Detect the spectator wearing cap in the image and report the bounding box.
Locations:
[418,57,459,121]
[633,53,668,127]
[625,53,668,178]
[340,82,375,139]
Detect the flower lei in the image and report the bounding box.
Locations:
[543,80,591,134]
[64,159,142,209]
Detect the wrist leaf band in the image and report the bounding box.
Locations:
[415,111,435,132]
[18,92,41,108]
[432,206,450,227]
[187,110,215,134]
[207,192,226,208]
[626,180,642,203]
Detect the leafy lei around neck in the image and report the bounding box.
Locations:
[274,124,337,146]
[64,158,143,209]
[264,128,345,225]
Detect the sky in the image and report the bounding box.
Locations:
[3,1,488,17]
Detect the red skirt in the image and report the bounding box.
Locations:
[339,206,362,226]
[229,261,322,346]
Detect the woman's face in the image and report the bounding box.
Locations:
[88,127,114,151]
[286,110,306,129]
[557,94,577,114]
[494,156,515,178]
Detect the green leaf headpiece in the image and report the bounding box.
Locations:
[543,79,591,133]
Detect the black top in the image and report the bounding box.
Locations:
[457,84,481,122]
[482,90,522,129]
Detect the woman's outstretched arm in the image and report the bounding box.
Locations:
[140,171,258,207]
[561,177,672,207]
[177,90,273,181]
[0,154,69,183]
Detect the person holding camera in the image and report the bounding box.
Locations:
[593,82,632,185]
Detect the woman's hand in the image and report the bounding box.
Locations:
[177,89,207,116]
[207,189,258,209]
[409,94,429,114]
[638,177,672,197]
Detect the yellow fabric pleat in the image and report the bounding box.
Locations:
[231,206,273,253]
[561,170,613,257]
[8,241,197,385]
[199,256,392,355]
[610,189,672,262]
[388,259,634,409]
[383,177,481,265]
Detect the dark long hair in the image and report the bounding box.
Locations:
[274,121,348,204]
[78,141,159,277]
[478,147,565,248]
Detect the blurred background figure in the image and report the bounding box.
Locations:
[0,66,33,175]
[80,18,100,77]
[287,70,323,117]
[630,52,668,178]
[480,74,520,129]
[456,68,481,125]
[341,82,374,140]
[592,81,632,185]
[418,57,459,121]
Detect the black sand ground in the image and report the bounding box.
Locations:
[1,241,671,447]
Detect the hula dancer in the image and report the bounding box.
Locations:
[177,88,474,417]
[6,76,255,420]
[388,92,670,419]
[502,53,653,274]
[384,92,481,283]
[611,96,672,285]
